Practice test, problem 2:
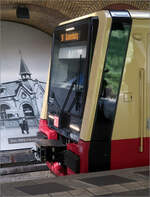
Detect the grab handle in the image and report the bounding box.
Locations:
[139,69,145,152]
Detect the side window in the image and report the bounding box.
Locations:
[91,18,132,142]
[89,16,132,172]
[99,21,131,121]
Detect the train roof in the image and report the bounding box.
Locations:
[59,10,150,26]
[129,10,150,19]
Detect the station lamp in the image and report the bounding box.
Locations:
[16,6,30,19]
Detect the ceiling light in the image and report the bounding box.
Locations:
[16,6,30,19]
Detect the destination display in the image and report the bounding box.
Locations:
[60,32,79,42]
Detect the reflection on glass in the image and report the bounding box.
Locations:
[99,22,131,121]
[92,19,131,144]
[48,22,89,132]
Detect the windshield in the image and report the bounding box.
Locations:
[48,21,90,134]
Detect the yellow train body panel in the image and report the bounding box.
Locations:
[147,34,150,135]
[112,18,150,140]
[40,66,50,119]
[80,11,111,141]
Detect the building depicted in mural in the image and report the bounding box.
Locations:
[0,57,45,130]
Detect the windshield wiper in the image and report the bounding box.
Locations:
[68,55,83,113]
[76,55,82,111]
[63,55,83,114]
[61,79,77,113]
[58,80,77,128]
[51,91,61,110]
[51,56,83,129]
[68,90,81,113]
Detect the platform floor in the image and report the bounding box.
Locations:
[0,166,149,197]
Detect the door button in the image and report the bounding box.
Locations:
[123,92,132,102]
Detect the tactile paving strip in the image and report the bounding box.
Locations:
[80,175,135,186]
[16,182,73,195]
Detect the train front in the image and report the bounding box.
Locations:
[33,15,99,175]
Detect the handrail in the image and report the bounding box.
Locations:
[139,68,145,152]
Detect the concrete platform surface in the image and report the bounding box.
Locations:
[0,166,149,197]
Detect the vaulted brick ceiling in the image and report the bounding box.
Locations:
[0,0,149,35]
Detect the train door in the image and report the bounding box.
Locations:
[147,34,150,136]
[111,18,150,169]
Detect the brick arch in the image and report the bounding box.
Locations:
[103,3,138,10]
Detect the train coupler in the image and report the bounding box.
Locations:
[32,139,66,163]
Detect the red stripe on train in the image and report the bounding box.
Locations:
[111,137,150,170]
[46,140,90,176]
[67,140,90,175]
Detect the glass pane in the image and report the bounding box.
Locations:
[91,19,131,143]
[99,21,131,121]
[48,19,98,140]
[49,22,89,122]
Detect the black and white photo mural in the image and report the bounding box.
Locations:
[0,21,52,151]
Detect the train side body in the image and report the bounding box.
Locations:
[111,15,150,169]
